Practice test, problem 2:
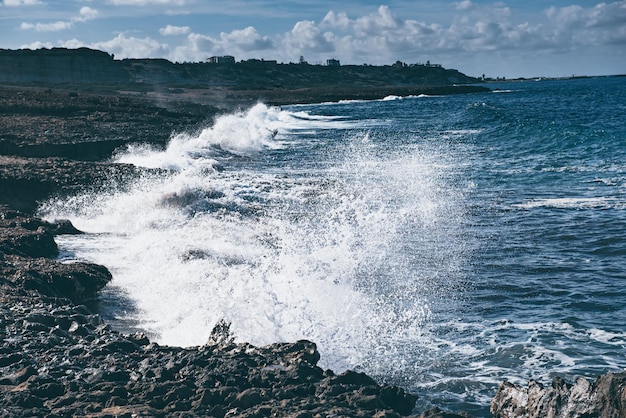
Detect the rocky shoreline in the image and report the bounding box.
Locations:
[1,84,624,417]
[0,206,420,417]
[0,84,470,417]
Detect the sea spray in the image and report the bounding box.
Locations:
[41,102,464,376]
[39,77,626,415]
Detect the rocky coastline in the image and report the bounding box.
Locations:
[1,59,624,416]
[0,81,472,417]
[0,204,421,417]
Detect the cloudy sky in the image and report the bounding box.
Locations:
[1,0,624,78]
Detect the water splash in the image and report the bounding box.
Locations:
[41,102,465,379]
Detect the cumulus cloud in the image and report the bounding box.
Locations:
[92,33,169,58]
[283,20,334,55]
[304,1,624,62]
[20,5,98,32]
[77,6,99,21]
[16,1,624,76]
[160,2,623,67]
[159,24,191,36]
[220,26,273,51]
[546,1,626,46]
[53,33,169,59]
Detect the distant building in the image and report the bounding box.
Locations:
[326,58,340,67]
[207,55,235,64]
[240,58,277,65]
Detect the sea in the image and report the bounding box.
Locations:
[40,76,626,415]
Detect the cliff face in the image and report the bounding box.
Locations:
[0,48,125,84]
[0,47,481,87]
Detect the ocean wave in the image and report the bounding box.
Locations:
[512,197,623,210]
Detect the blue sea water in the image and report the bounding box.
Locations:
[41,76,626,415]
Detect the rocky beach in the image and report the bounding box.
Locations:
[1,49,624,417]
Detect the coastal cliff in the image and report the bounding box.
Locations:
[0,47,479,86]
[0,48,487,107]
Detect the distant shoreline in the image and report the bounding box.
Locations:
[0,47,489,108]
[0,82,490,109]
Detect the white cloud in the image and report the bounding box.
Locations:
[110,0,187,5]
[321,11,351,31]
[220,26,273,51]
[168,26,274,62]
[159,24,191,36]
[77,6,99,22]
[21,20,73,32]
[545,1,626,46]
[16,1,625,77]
[20,5,98,32]
[298,1,625,62]
[3,0,43,6]
[283,20,334,55]
[55,33,169,59]
[455,0,474,11]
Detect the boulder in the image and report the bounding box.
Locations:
[490,372,626,418]
[3,255,112,303]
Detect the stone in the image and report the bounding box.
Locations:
[490,372,626,418]
[0,365,38,385]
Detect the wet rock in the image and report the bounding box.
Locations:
[0,221,58,257]
[490,372,626,418]
[4,255,112,303]
[418,406,476,417]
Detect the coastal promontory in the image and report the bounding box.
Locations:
[0,47,488,107]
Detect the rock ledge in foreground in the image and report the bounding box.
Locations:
[490,372,626,418]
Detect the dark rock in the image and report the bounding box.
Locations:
[333,370,378,386]
[490,372,626,418]
[30,382,66,399]
[0,353,23,367]
[0,221,58,257]
[234,388,265,409]
[3,255,111,303]
[380,385,419,416]
[418,406,475,417]
[50,219,83,235]
[0,365,38,385]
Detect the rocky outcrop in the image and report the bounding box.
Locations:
[490,373,626,418]
[0,48,124,84]
[0,85,216,212]
[0,207,111,303]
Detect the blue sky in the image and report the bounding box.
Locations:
[1,0,624,78]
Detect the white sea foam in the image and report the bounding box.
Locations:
[588,329,626,345]
[513,197,622,210]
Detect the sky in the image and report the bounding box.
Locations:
[1,0,625,78]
